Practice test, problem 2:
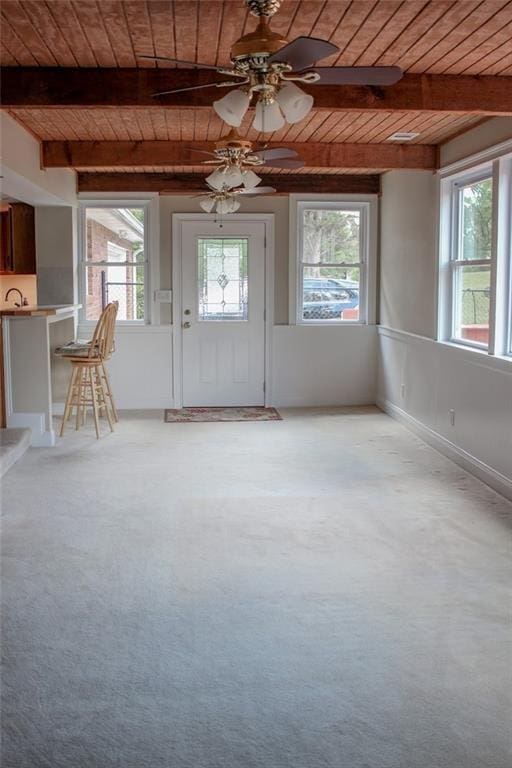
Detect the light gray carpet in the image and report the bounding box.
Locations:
[1,407,511,768]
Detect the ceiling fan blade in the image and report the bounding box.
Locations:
[152,81,239,97]
[238,186,276,195]
[268,36,339,71]
[252,147,298,160]
[139,55,219,71]
[309,66,403,86]
[262,158,305,169]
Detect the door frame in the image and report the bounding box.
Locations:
[171,213,274,409]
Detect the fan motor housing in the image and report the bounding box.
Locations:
[230,17,288,63]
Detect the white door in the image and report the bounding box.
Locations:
[180,220,266,406]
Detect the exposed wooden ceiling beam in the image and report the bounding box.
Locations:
[3,68,512,114]
[77,173,381,195]
[43,140,436,170]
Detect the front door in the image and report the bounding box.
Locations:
[180,220,266,406]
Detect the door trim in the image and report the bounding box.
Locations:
[171,214,274,409]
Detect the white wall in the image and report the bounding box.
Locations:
[440,117,512,168]
[378,121,512,499]
[1,112,76,206]
[273,325,377,406]
[68,195,377,410]
[377,328,512,499]
[380,170,437,339]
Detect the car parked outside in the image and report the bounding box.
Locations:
[302,277,359,320]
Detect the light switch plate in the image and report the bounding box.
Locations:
[154,289,172,303]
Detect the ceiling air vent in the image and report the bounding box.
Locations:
[388,131,420,141]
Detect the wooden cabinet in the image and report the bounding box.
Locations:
[0,203,36,275]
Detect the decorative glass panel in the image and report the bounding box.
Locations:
[302,209,361,264]
[302,266,360,322]
[197,238,248,321]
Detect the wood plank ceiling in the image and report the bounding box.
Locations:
[2,0,512,188]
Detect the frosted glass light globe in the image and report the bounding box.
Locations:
[206,167,228,191]
[253,99,285,133]
[199,196,216,213]
[241,169,262,188]
[276,82,314,124]
[213,89,251,127]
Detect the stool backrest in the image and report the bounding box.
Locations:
[89,301,118,360]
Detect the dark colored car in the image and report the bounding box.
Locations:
[303,277,359,319]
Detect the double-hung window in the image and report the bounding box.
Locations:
[79,202,149,323]
[296,201,371,324]
[439,150,512,356]
[450,174,493,348]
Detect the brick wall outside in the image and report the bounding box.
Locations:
[86,219,137,321]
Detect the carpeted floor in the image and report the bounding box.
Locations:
[1,407,511,768]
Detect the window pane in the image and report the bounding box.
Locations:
[85,265,145,321]
[302,266,360,322]
[460,178,492,261]
[197,238,248,321]
[454,264,491,346]
[84,207,145,321]
[302,209,361,264]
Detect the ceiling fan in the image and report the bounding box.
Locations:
[191,127,304,191]
[140,0,403,134]
[197,184,277,215]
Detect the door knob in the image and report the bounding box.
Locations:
[182,321,191,329]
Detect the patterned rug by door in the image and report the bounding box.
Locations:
[164,407,282,423]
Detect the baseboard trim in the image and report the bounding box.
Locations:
[7,412,55,447]
[377,397,512,502]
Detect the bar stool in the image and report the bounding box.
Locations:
[56,302,118,439]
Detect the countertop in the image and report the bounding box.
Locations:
[0,304,81,317]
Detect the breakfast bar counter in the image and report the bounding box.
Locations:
[1,304,81,445]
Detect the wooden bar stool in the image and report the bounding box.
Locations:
[56,302,118,439]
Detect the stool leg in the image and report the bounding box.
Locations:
[89,367,101,439]
[97,365,114,432]
[101,362,118,422]
[76,367,84,431]
[60,366,77,437]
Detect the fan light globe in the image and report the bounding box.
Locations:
[253,99,285,133]
[223,165,244,188]
[199,197,216,213]
[206,167,228,191]
[241,169,262,188]
[216,197,235,215]
[213,89,251,127]
[276,82,314,124]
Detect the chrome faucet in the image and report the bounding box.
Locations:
[5,288,29,307]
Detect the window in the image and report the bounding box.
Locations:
[451,176,493,348]
[296,201,371,324]
[439,151,512,357]
[80,204,148,323]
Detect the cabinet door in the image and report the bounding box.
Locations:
[0,209,13,273]
[10,203,36,274]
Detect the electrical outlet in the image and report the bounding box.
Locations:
[401,384,405,398]
[449,409,455,426]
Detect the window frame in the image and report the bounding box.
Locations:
[438,149,512,358]
[448,169,494,350]
[291,196,377,326]
[78,199,152,326]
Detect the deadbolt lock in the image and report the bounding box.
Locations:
[184,309,191,315]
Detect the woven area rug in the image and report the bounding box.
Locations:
[164,406,282,423]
